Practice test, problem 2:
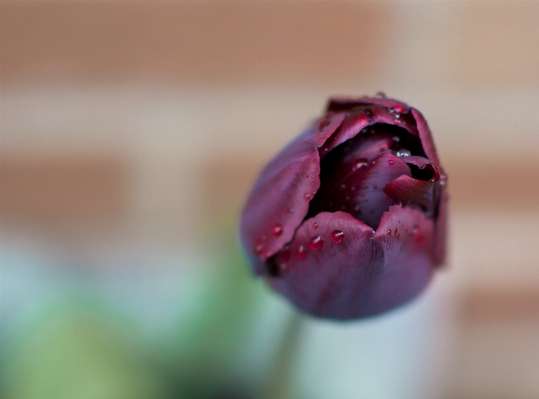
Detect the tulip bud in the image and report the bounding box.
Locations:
[240,95,448,319]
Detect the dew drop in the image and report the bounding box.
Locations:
[412,227,419,237]
[331,230,344,243]
[389,107,402,119]
[272,224,283,237]
[392,135,401,143]
[353,159,368,171]
[364,109,374,120]
[388,160,395,166]
[254,243,263,254]
[313,222,318,229]
[387,229,392,235]
[440,174,448,186]
[297,245,307,259]
[308,235,324,251]
[397,149,411,157]
[287,207,293,214]
[304,193,312,201]
[390,105,405,114]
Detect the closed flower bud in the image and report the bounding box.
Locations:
[240,95,448,320]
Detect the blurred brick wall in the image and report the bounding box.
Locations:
[2,2,539,398]
[0,1,390,85]
[0,154,128,226]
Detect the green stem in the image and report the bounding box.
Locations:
[258,312,304,399]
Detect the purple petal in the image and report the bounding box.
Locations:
[402,155,440,181]
[384,175,436,213]
[369,205,436,313]
[326,96,411,114]
[310,134,393,216]
[411,108,440,169]
[270,211,375,319]
[270,206,435,319]
[311,152,411,229]
[240,113,345,273]
[321,105,418,156]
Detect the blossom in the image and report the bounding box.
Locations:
[240,95,448,319]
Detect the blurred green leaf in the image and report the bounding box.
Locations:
[2,302,171,399]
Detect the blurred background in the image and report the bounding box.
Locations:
[1,1,539,398]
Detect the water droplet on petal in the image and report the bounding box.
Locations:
[392,135,401,143]
[353,159,368,171]
[313,222,318,229]
[388,160,395,166]
[304,193,312,201]
[330,230,344,243]
[387,229,392,235]
[397,149,411,157]
[254,243,263,254]
[297,245,307,259]
[272,224,283,237]
[308,235,324,251]
[440,174,448,186]
[364,108,374,121]
[412,227,419,237]
[390,105,405,114]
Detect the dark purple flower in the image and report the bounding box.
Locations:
[240,95,448,320]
